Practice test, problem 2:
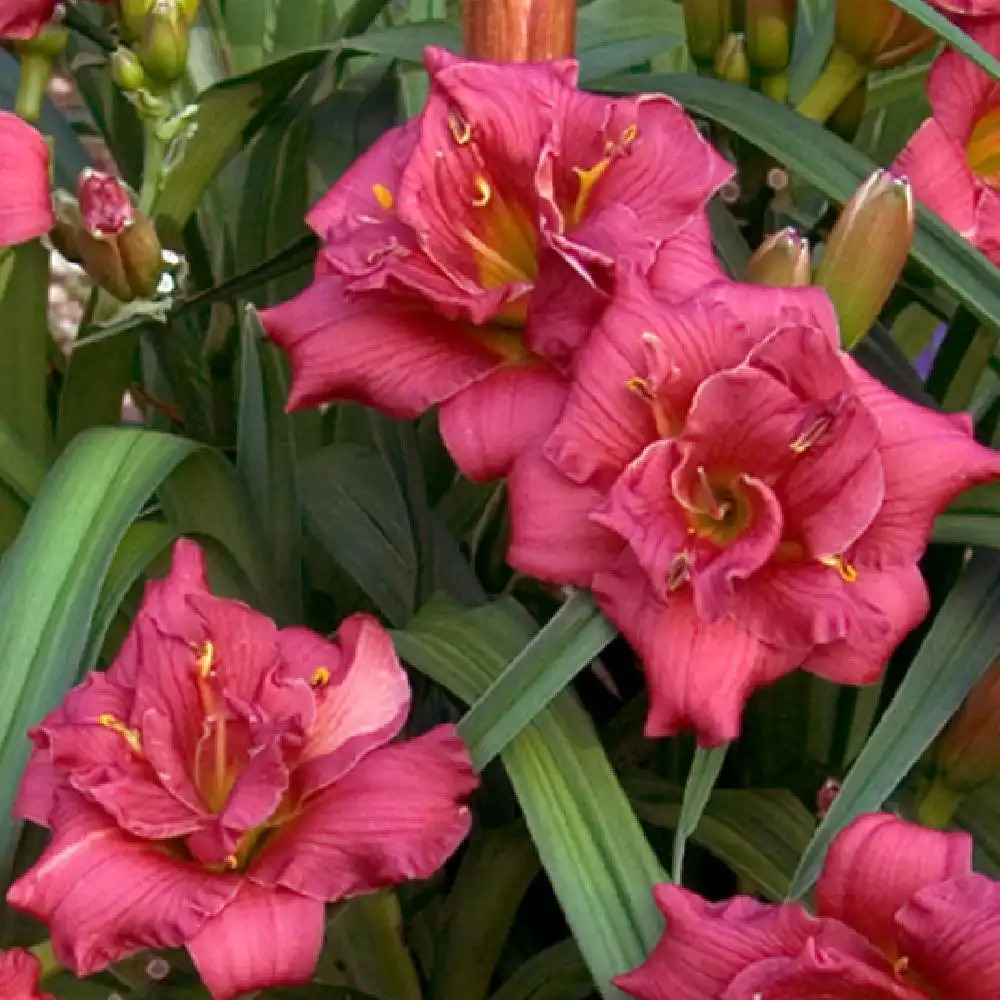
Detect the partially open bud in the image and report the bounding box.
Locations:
[745,0,796,74]
[133,0,191,85]
[714,32,749,85]
[682,0,732,69]
[462,0,575,61]
[76,170,163,302]
[746,228,811,286]
[814,169,914,349]
[835,0,935,70]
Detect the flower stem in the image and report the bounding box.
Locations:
[14,53,54,124]
[916,777,963,829]
[795,46,868,123]
[30,940,59,981]
[138,113,169,216]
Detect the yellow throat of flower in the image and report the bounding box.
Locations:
[967,105,1000,188]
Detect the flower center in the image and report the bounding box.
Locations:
[192,641,242,814]
[686,469,752,547]
[967,104,1000,188]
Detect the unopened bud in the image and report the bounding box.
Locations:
[462,0,575,60]
[835,0,935,70]
[111,46,147,91]
[745,0,796,74]
[682,0,732,69]
[75,170,163,301]
[814,169,914,349]
[48,189,84,264]
[714,32,749,86]
[746,228,811,286]
[134,0,190,85]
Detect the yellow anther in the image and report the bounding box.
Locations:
[819,554,859,584]
[448,110,472,145]
[223,854,239,870]
[471,175,492,207]
[621,123,638,144]
[310,667,331,688]
[626,376,653,400]
[97,713,143,755]
[372,183,394,211]
[196,640,215,678]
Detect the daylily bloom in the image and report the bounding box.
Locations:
[0,112,53,247]
[894,19,1000,268]
[7,539,477,1000]
[616,812,1000,1000]
[0,0,57,38]
[507,273,1000,744]
[0,949,52,1000]
[261,46,731,482]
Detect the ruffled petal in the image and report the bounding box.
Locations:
[0,112,53,245]
[251,726,477,902]
[261,273,502,417]
[926,24,1000,145]
[592,553,798,745]
[438,362,568,482]
[187,883,325,1000]
[647,213,726,300]
[816,813,972,955]
[6,792,238,977]
[506,448,624,586]
[896,874,1000,1000]
[0,947,52,1000]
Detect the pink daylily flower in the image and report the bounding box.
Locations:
[616,813,999,1000]
[6,539,478,1000]
[0,0,56,38]
[261,46,731,482]
[0,112,53,247]
[931,0,1000,15]
[894,19,1000,266]
[0,949,52,1000]
[507,273,1000,745]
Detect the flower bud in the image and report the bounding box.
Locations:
[714,32,749,86]
[834,0,935,70]
[682,0,732,69]
[119,0,154,41]
[933,660,1000,793]
[111,46,147,92]
[75,170,163,302]
[462,0,575,61]
[746,228,811,286]
[48,189,84,264]
[745,0,796,75]
[814,169,914,349]
[133,0,191,85]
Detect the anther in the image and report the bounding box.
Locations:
[626,376,653,400]
[372,183,394,211]
[471,175,491,207]
[448,110,472,145]
[667,552,691,592]
[819,553,858,584]
[223,854,239,870]
[196,640,215,678]
[893,955,910,977]
[97,713,143,755]
[621,123,638,145]
[311,667,331,688]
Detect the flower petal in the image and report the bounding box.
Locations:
[6,792,238,976]
[187,883,325,1000]
[647,213,726,300]
[896,874,1000,1000]
[0,947,52,1000]
[506,448,624,586]
[815,812,972,954]
[0,112,53,246]
[261,272,501,416]
[592,553,798,745]
[250,725,477,902]
[926,23,1000,146]
[438,362,568,482]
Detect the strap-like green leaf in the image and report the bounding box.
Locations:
[671,744,728,883]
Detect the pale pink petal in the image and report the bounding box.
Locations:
[803,563,930,685]
[261,273,501,417]
[0,112,53,246]
[816,813,972,954]
[6,793,238,976]
[506,448,624,586]
[438,362,568,482]
[897,874,1000,999]
[592,553,798,745]
[850,364,1000,565]
[250,726,477,901]
[187,883,325,1000]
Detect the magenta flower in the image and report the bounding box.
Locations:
[0,949,52,1000]
[261,46,731,482]
[0,0,56,38]
[0,112,53,247]
[894,19,1000,267]
[7,540,478,1000]
[508,274,1000,744]
[616,813,998,1000]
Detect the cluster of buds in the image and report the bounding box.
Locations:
[55,170,164,302]
[747,169,916,348]
[120,0,200,87]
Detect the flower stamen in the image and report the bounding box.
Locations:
[667,552,692,591]
[819,553,859,583]
[448,110,472,146]
[471,175,492,207]
[311,667,331,688]
[196,641,215,679]
[97,713,143,755]
[372,183,394,211]
[626,376,654,400]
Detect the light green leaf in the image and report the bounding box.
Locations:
[0,417,46,502]
[672,743,728,883]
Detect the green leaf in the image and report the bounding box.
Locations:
[787,549,1000,899]
[671,743,728,883]
[0,241,50,457]
[0,428,199,877]
[0,417,46,502]
[458,590,617,770]
[935,481,1000,548]
[601,73,1000,334]
[396,596,664,1000]
[487,940,591,1000]
[431,824,541,1000]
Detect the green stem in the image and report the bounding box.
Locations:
[795,46,868,123]
[138,113,169,216]
[13,53,55,124]
[916,777,963,829]
[30,940,60,981]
